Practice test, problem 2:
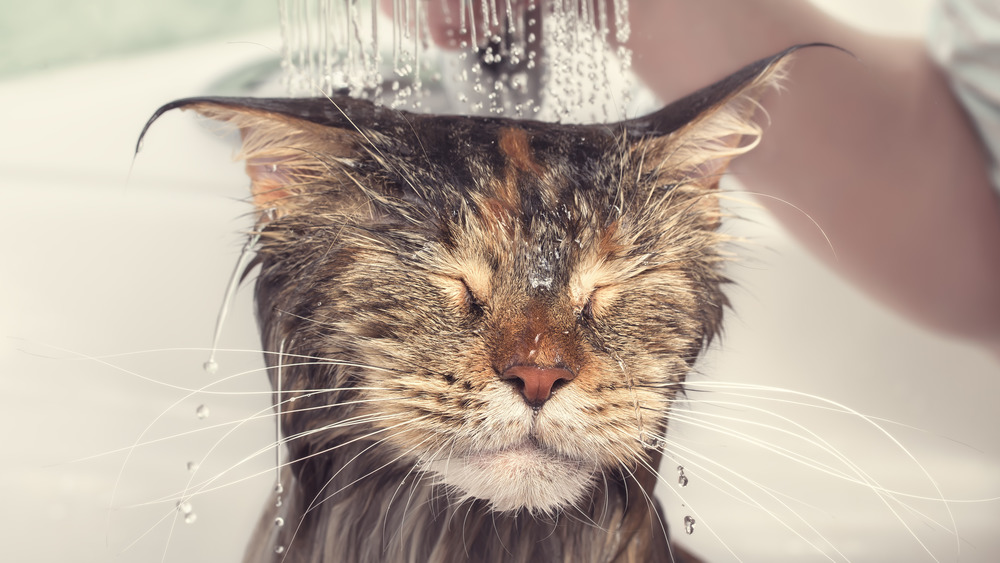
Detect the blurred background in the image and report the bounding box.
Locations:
[1,1,997,562]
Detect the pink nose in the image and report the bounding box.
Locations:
[502,365,576,406]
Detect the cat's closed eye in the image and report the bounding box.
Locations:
[138,44,812,563]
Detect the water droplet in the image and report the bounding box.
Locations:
[274,483,284,495]
[203,359,219,374]
[684,515,696,535]
[186,461,199,472]
[196,405,209,419]
[184,512,198,524]
[677,466,688,487]
[275,545,285,554]
[177,501,192,514]
[274,517,285,527]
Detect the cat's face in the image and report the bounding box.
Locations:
[142,48,791,516]
[259,116,728,513]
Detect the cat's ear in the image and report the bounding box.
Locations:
[138,97,368,222]
[620,44,839,189]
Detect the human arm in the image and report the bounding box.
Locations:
[623,0,1000,352]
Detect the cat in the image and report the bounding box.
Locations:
[139,45,807,563]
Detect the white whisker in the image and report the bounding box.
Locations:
[681,380,958,555]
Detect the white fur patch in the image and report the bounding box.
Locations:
[423,442,597,514]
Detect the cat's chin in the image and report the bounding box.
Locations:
[422,441,598,515]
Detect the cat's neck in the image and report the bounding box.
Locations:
[242,444,695,563]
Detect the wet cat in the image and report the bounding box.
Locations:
[141,45,802,563]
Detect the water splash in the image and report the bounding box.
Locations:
[177,501,197,524]
[203,233,260,376]
[278,0,639,122]
[274,340,286,509]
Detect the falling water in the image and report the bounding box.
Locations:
[177,500,197,525]
[278,0,640,123]
[203,233,261,376]
[274,340,286,509]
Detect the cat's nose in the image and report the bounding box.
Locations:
[502,365,576,406]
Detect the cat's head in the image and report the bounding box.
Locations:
[143,47,797,516]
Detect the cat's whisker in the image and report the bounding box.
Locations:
[96,341,398,535]
[681,386,980,453]
[389,457,442,549]
[318,93,425,200]
[654,437,851,562]
[681,380,955,523]
[667,382,965,562]
[721,188,839,260]
[616,457,672,550]
[632,453,751,562]
[127,47,923,561]
[170,404,406,544]
[668,406,877,490]
[75,395,398,464]
[129,413,423,558]
[668,406,916,528]
[489,508,514,557]
[382,440,451,550]
[115,494,196,558]
[283,433,437,557]
[459,495,477,559]
[115,400,404,550]
[670,396,966,506]
[667,396,960,558]
[27,341,402,378]
[133,412,414,509]
[399,470,440,542]
[305,425,436,514]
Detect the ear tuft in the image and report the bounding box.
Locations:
[622,43,846,189]
[139,97,363,221]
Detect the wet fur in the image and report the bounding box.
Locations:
[141,46,809,563]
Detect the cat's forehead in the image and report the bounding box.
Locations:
[386,114,622,226]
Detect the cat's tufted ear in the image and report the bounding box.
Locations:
[620,44,840,190]
[138,97,374,223]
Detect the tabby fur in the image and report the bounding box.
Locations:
[140,45,808,563]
